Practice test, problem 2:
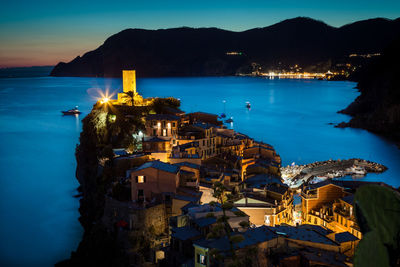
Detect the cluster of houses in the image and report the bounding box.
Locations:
[101,70,370,266]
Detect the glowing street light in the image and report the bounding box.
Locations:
[100,97,110,104]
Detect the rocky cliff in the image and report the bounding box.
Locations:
[338,37,400,146]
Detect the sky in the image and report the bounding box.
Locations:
[0,0,399,68]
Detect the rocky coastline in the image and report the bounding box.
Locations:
[336,37,400,148]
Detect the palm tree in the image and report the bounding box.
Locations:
[124,91,135,106]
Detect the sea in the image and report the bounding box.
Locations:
[1,74,400,266]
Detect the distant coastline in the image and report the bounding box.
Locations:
[0,66,54,78]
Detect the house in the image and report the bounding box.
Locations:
[269,225,341,253]
[186,112,223,126]
[193,226,279,267]
[301,180,363,240]
[328,231,359,256]
[129,160,180,202]
[145,114,180,138]
[235,174,293,226]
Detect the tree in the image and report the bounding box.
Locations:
[123,91,135,106]
[212,182,236,260]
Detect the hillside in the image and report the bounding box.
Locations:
[50,17,400,78]
[338,37,400,146]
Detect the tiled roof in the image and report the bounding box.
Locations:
[335,232,359,243]
[135,160,180,174]
[298,224,333,236]
[174,194,200,203]
[181,202,199,213]
[193,226,278,251]
[305,180,339,190]
[146,114,180,121]
[193,122,217,129]
[244,174,284,189]
[300,248,349,267]
[171,226,201,241]
[174,161,201,170]
[266,183,289,195]
[269,225,339,246]
[188,111,219,117]
[164,106,185,115]
[341,195,354,205]
[193,217,217,227]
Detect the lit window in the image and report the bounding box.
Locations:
[197,254,206,265]
[163,129,167,136]
[137,176,145,183]
[264,215,270,225]
[167,123,171,128]
[157,122,161,128]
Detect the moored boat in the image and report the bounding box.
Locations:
[62,106,81,115]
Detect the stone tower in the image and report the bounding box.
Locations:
[123,70,136,94]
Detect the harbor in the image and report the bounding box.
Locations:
[281,158,388,188]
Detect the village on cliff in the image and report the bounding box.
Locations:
[88,70,392,267]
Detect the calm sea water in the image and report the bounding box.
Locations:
[0,76,399,266]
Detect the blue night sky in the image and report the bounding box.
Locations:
[0,0,399,67]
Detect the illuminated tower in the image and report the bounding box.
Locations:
[123,70,137,94]
[117,69,149,106]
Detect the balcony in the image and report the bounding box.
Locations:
[301,191,318,199]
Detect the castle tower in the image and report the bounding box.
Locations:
[123,70,136,94]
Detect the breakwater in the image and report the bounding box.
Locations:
[281,158,387,188]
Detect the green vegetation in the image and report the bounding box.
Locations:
[354,185,400,267]
[58,97,180,266]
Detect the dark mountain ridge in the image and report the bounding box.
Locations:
[50,17,400,78]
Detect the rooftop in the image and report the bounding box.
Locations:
[193,226,278,251]
[171,226,201,241]
[244,174,284,189]
[335,232,359,243]
[269,225,339,246]
[298,224,333,236]
[193,216,217,227]
[146,114,180,121]
[266,183,289,195]
[134,160,180,174]
[193,122,218,130]
[174,161,201,170]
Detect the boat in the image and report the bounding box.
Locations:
[225,117,234,123]
[246,101,251,109]
[220,113,226,118]
[62,106,81,115]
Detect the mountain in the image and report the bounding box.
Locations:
[337,37,400,146]
[50,17,400,78]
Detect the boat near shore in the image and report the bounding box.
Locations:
[62,106,81,115]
